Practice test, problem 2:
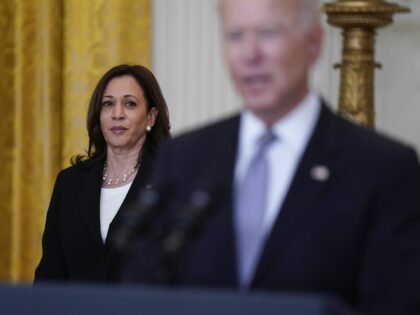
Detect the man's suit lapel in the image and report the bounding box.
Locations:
[213,115,240,205]
[188,114,240,286]
[252,104,340,287]
[215,116,241,284]
[79,160,105,247]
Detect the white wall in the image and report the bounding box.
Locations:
[152,0,420,153]
[375,0,420,150]
[152,0,239,134]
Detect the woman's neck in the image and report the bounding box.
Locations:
[102,146,143,187]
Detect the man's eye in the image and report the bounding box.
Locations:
[226,31,243,42]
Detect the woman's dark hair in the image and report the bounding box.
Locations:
[72,64,170,165]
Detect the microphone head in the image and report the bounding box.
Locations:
[189,190,211,209]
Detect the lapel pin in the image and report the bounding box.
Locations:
[310,165,330,182]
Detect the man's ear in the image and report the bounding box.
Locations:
[307,23,323,66]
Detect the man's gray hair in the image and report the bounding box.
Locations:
[218,0,321,31]
[299,0,321,31]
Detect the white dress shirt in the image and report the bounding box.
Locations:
[100,183,132,243]
[234,91,321,242]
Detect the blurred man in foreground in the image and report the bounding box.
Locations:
[124,0,420,314]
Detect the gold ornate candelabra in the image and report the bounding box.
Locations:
[324,0,410,127]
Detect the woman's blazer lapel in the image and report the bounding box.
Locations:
[78,160,105,247]
[106,148,156,246]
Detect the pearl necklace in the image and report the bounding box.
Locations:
[102,162,139,186]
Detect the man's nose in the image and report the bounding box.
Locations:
[242,35,262,64]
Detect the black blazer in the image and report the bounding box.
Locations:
[124,104,420,314]
[34,148,155,283]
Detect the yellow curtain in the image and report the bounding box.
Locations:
[0,0,151,283]
[0,0,15,281]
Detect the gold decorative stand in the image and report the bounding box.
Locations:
[324,0,410,127]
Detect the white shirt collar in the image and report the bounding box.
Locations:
[239,91,321,156]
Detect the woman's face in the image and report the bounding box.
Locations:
[100,75,157,154]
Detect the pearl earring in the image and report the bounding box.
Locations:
[146,125,152,133]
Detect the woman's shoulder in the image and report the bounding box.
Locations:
[58,158,103,179]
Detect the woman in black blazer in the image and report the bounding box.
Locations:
[34,64,170,283]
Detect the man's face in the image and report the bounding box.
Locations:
[221,0,322,123]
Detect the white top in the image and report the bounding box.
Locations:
[100,183,132,243]
[234,91,321,241]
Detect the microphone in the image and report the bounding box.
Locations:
[111,188,163,254]
[161,190,212,255]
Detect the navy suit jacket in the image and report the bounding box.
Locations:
[34,148,155,283]
[124,104,420,314]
